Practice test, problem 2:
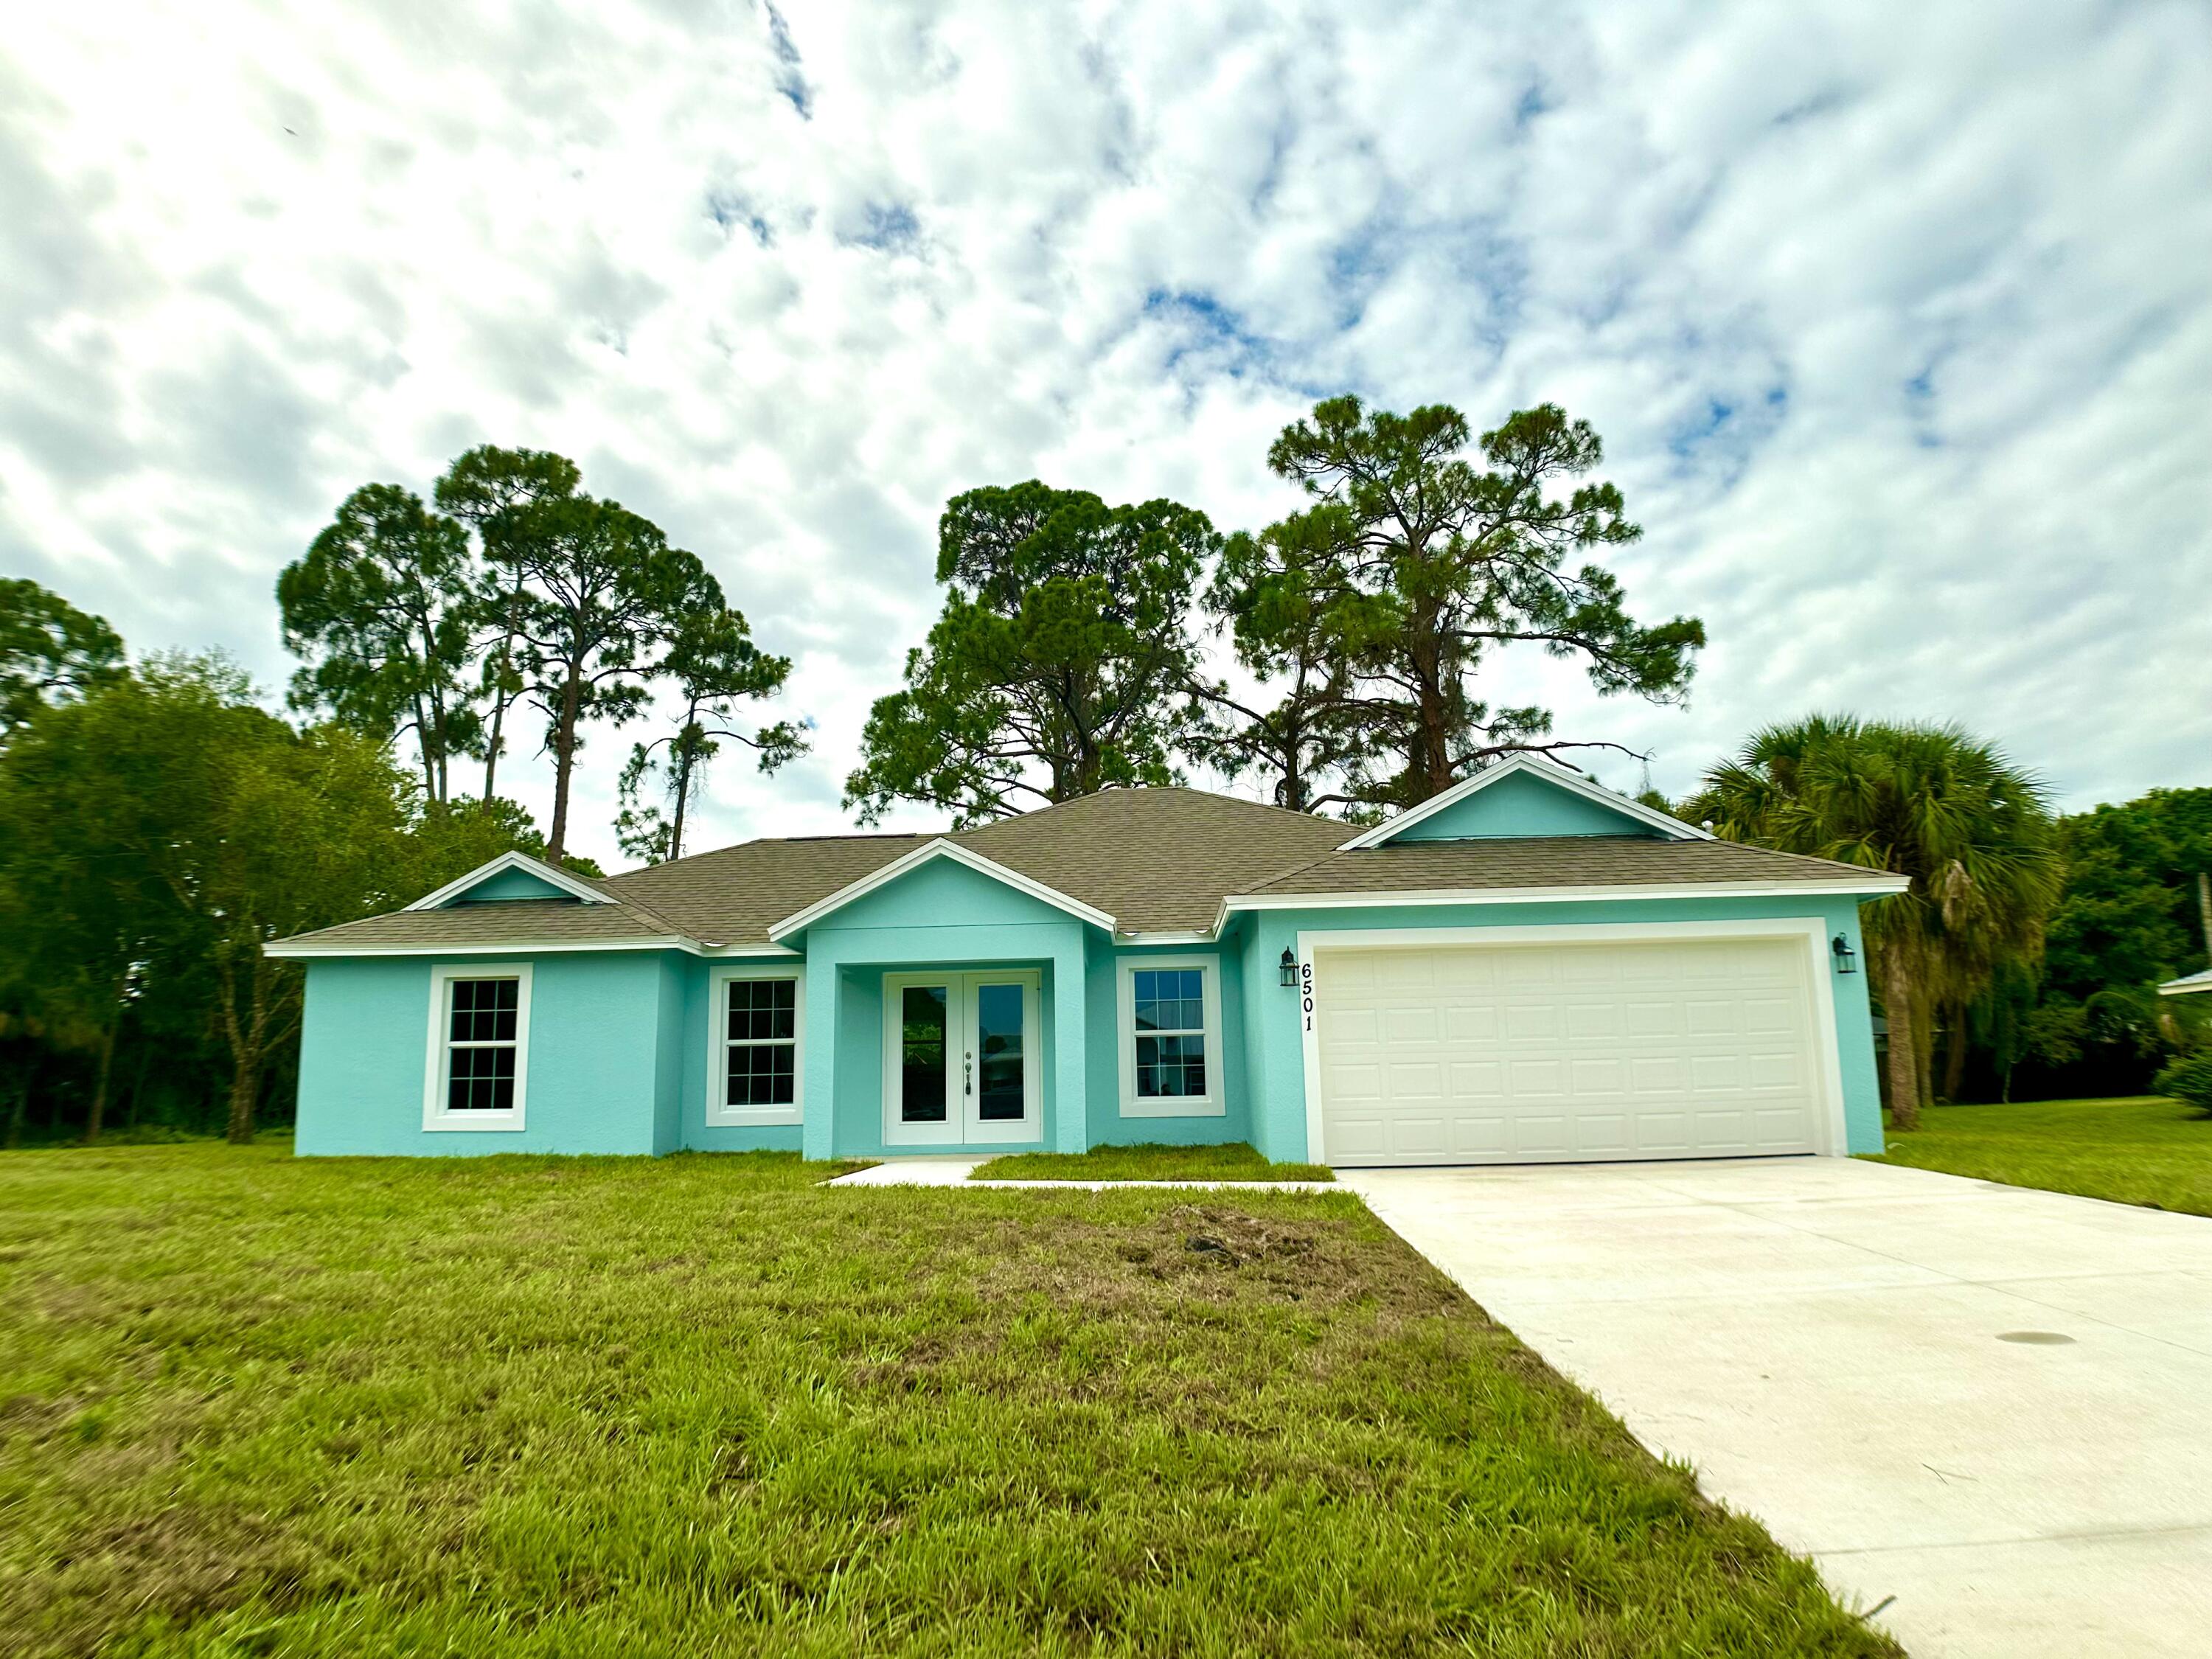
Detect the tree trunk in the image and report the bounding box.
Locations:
[1941,1006,1968,1103]
[226,1046,261,1144]
[669,716,696,863]
[2198,872,2211,960]
[87,1016,116,1143]
[546,667,583,865]
[4,1056,29,1150]
[1882,944,1921,1132]
[1411,667,1453,802]
[482,575,526,801]
[1915,998,1937,1118]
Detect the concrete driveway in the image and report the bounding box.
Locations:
[1337,1157,2212,1658]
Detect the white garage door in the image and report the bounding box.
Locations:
[1314,936,1828,1166]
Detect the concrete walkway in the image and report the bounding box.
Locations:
[1338,1157,2212,1658]
[827,1156,1334,1192]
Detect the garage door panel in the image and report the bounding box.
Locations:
[1317,936,1825,1167]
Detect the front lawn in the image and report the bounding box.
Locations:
[1868,1095,2212,1217]
[972,1141,1333,1183]
[1,1142,1893,1657]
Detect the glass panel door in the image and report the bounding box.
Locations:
[898,985,950,1124]
[883,971,1042,1146]
[973,981,1026,1124]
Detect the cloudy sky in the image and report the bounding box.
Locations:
[4,1,2208,867]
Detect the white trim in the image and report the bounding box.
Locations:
[1337,752,1715,849]
[404,850,618,911]
[1113,929,1218,945]
[1116,955,1226,1118]
[768,838,1115,941]
[422,962,533,1132]
[1294,919,1851,1166]
[706,963,805,1126]
[880,970,1046,1146]
[1222,875,1907,929]
[2159,969,2212,997]
[267,934,698,959]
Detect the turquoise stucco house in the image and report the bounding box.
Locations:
[267,754,1906,1166]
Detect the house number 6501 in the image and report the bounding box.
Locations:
[1300,961,1315,1031]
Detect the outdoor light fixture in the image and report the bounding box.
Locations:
[1279,948,1299,988]
[1831,934,1857,974]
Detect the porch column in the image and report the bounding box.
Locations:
[802,946,840,1161]
[1053,928,1088,1154]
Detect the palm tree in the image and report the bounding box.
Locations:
[1688,717,2062,1130]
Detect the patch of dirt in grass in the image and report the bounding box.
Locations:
[1,1506,321,1659]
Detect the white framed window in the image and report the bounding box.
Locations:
[1117,956,1225,1117]
[708,964,804,1126]
[422,963,532,1131]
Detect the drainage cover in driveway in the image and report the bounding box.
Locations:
[1995,1330,2076,1345]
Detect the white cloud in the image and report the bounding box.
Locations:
[1,0,2207,864]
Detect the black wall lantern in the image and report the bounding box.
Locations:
[1279,948,1299,988]
[1831,934,1857,974]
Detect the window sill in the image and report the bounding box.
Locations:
[424,1113,526,1132]
[706,1105,804,1128]
[1119,1096,1226,1119]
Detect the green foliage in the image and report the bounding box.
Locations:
[431,446,765,864]
[846,481,1215,825]
[615,603,807,865]
[1238,397,1703,809]
[0,1144,1897,1655]
[0,654,549,1144]
[432,446,582,799]
[2025,788,2212,1078]
[0,579,125,737]
[1689,715,2062,1127]
[2152,1050,2212,1116]
[278,484,484,801]
[1184,521,1379,813]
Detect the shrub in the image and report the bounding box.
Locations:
[2152,1050,2212,1116]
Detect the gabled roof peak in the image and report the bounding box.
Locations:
[1337,752,1711,849]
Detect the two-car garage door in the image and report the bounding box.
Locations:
[1313,936,1829,1166]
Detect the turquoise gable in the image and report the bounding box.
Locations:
[1388,768,1660,841]
[804,854,1081,933]
[446,865,578,902]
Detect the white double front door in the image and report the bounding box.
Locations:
[881,970,1043,1146]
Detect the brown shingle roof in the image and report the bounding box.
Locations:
[1235,835,1895,897]
[268,787,1895,955]
[604,833,932,945]
[950,787,1347,934]
[271,896,689,951]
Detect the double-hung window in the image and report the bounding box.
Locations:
[1118,957,1224,1117]
[423,964,532,1130]
[709,967,804,1126]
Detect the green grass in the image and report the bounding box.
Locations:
[1867,1094,2212,1216]
[0,1142,1894,1658]
[971,1141,1334,1183]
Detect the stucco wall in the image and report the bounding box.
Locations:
[293,950,685,1156]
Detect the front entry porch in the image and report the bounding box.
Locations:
[799,933,1090,1161]
[880,970,1043,1148]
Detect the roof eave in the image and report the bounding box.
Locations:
[262,933,703,959]
[1228,874,1911,911]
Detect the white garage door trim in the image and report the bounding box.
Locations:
[1295,917,1849,1165]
